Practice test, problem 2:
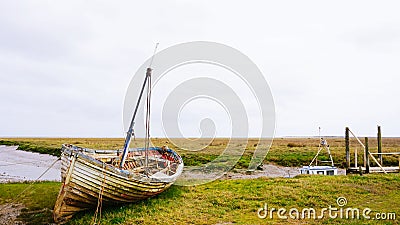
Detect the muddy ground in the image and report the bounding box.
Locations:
[0,203,25,225]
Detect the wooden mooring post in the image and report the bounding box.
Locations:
[377,126,383,163]
[354,147,358,168]
[365,137,370,174]
[346,126,400,174]
[345,127,350,169]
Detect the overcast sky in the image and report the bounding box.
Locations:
[1,1,399,138]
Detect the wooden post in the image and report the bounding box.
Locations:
[365,137,370,174]
[377,126,382,163]
[363,144,367,168]
[345,127,350,168]
[355,147,358,168]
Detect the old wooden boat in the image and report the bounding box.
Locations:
[53,144,183,223]
[54,65,184,223]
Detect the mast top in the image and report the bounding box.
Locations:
[146,67,152,75]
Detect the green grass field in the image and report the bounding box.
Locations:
[1,137,399,224]
[0,175,399,224]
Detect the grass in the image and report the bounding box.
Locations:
[1,137,399,224]
[266,137,400,168]
[0,140,61,157]
[1,137,400,168]
[0,182,60,224]
[0,175,399,224]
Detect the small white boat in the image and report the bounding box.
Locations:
[300,165,337,175]
[299,130,338,176]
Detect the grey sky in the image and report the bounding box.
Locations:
[1,1,399,138]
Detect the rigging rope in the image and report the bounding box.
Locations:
[144,67,152,176]
[92,163,106,225]
[143,43,157,175]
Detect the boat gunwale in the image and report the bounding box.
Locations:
[61,144,184,184]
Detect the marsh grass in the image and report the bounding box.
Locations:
[1,175,399,224]
[0,138,400,225]
[1,137,400,224]
[1,137,400,168]
[65,174,400,224]
[0,182,60,224]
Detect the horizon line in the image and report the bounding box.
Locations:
[2,135,400,139]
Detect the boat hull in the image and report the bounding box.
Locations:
[53,144,182,223]
[299,166,338,175]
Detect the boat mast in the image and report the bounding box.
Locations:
[120,68,152,168]
[120,44,158,170]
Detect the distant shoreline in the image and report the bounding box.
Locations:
[2,136,400,139]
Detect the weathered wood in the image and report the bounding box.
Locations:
[53,144,183,224]
[345,127,350,168]
[348,129,366,148]
[354,147,358,168]
[348,166,399,174]
[377,126,382,163]
[365,137,370,174]
[53,155,77,222]
[370,152,400,155]
[368,152,387,174]
[347,128,367,167]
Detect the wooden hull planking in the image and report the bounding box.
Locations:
[53,144,182,223]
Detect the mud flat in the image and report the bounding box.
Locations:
[0,146,61,183]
